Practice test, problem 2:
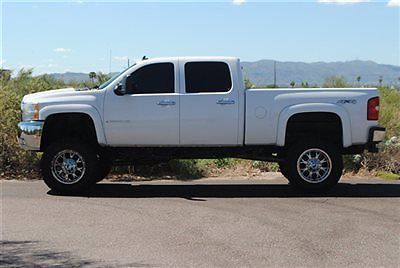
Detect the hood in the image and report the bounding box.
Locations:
[22,87,98,104]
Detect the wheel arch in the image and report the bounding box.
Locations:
[40,105,106,150]
[276,103,352,148]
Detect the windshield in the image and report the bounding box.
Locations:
[98,64,136,90]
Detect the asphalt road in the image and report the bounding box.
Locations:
[1,176,400,267]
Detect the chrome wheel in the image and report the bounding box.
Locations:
[51,150,86,184]
[297,148,332,184]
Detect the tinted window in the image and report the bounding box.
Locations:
[125,63,174,94]
[185,62,232,93]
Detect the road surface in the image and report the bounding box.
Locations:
[1,176,400,267]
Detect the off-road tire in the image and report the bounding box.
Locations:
[278,162,292,183]
[285,140,343,192]
[95,154,113,183]
[41,139,98,193]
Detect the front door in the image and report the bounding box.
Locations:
[104,61,180,146]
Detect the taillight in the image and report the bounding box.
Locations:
[367,97,379,121]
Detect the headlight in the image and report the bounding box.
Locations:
[21,102,39,121]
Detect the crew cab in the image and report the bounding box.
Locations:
[17,56,385,193]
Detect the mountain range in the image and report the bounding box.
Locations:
[49,60,400,87]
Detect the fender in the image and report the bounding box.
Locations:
[276,103,352,148]
[39,104,107,145]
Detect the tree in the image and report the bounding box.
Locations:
[323,76,348,88]
[89,72,97,83]
[0,69,12,81]
[244,77,254,89]
[356,76,361,86]
[378,76,383,87]
[301,81,309,88]
[96,72,110,84]
[290,81,295,88]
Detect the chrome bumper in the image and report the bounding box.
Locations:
[17,121,44,151]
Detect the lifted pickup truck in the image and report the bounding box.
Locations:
[18,57,385,193]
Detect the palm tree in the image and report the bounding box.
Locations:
[356,76,361,86]
[378,76,383,87]
[89,72,97,84]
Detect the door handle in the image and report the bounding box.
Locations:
[216,99,235,105]
[157,100,176,106]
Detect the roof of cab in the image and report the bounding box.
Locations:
[139,56,239,63]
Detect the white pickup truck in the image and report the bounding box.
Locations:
[18,57,385,193]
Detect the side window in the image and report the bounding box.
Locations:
[125,63,174,94]
[185,62,232,93]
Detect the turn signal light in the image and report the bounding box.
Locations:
[33,104,39,120]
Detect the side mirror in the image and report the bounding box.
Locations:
[114,82,126,96]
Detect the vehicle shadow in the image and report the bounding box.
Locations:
[48,182,400,198]
[0,240,151,268]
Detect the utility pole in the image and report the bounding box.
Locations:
[273,60,277,88]
[109,49,112,74]
[128,58,130,68]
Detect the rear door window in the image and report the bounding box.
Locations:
[184,62,232,93]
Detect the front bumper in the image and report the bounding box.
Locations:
[367,126,386,153]
[17,121,44,151]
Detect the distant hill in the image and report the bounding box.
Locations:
[49,72,92,83]
[48,60,400,87]
[241,60,400,87]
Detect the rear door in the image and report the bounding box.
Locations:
[179,60,239,145]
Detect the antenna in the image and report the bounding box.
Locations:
[273,60,277,88]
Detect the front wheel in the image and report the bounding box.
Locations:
[41,140,99,193]
[278,162,291,183]
[95,154,113,183]
[285,141,343,192]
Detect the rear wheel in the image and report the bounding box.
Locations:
[285,140,343,192]
[41,140,98,193]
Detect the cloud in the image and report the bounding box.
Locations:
[387,0,400,7]
[18,64,34,69]
[54,48,72,53]
[113,56,128,61]
[318,0,370,4]
[232,0,246,5]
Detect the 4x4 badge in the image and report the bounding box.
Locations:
[337,99,357,104]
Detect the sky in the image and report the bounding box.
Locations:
[1,0,399,74]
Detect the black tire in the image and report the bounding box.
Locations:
[41,140,99,193]
[285,140,343,192]
[95,154,113,183]
[278,162,292,183]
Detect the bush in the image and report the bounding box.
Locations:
[0,69,67,177]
